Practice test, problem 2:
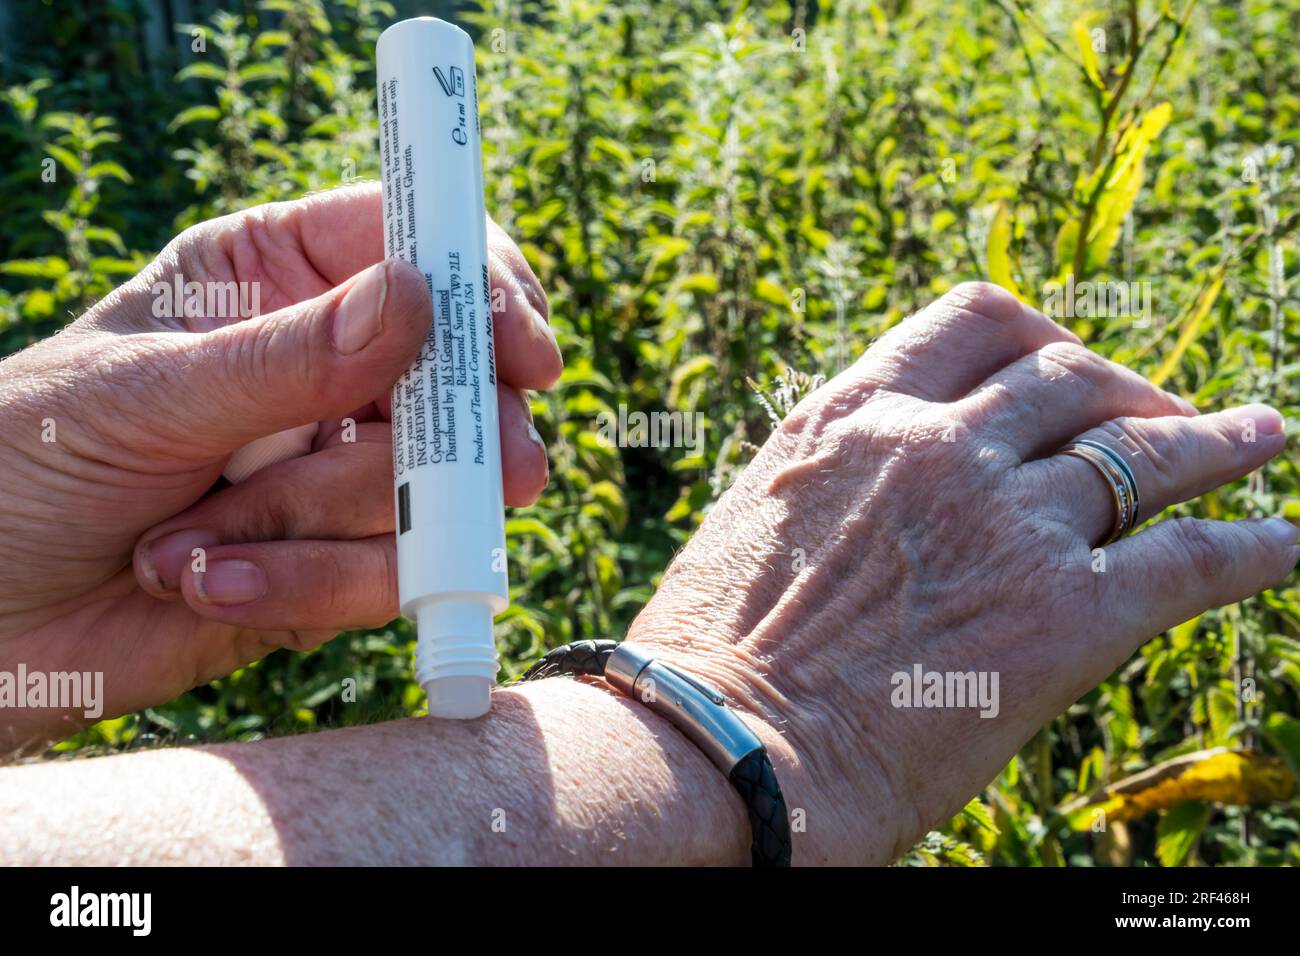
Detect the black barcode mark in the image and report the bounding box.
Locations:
[398,482,412,534]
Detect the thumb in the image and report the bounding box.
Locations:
[142,259,430,457]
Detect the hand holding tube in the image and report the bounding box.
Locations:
[0,185,560,749]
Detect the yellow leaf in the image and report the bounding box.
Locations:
[1064,748,1296,829]
[1073,18,1105,90]
[754,277,789,308]
[1084,102,1173,273]
[1053,219,1080,282]
[986,203,1025,301]
[866,1,889,36]
[1150,271,1223,386]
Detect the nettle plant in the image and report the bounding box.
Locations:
[169,3,392,222]
[169,11,294,218]
[0,82,142,348]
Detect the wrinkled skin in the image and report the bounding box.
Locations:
[626,282,1297,863]
[0,185,561,748]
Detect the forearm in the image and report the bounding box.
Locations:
[0,677,760,865]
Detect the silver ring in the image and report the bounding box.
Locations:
[1059,439,1142,544]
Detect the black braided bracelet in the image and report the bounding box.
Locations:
[523,639,793,866]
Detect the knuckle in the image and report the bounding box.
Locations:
[317,542,398,627]
[779,370,882,436]
[1171,518,1225,581]
[846,403,972,478]
[940,280,1023,322]
[238,200,288,249]
[1099,417,1174,486]
[1037,340,1107,384]
[166,218,219,268]
[316,544,355,614]
[253,481,299,542]
[239,316,290,394]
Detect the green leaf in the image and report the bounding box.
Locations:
[1155,801,1208,867]
[176,61,227,83]
[667,355,716,410]
[238,62,288,84]
[590,136,634,167]
[1,257,70,279]
[672,272,718,294]
[1053,219,1080,281]
[20,288,56,319]
[85,161,132,183]
[84,226,126,255]
[307,65,335,98]
[1169,615,1201,651]
[249,108,288,136]
[585,480,627,531]
[960,798,998,835]
[39,112,79,133]
[1205,685,1238,745]
[90,257,142,276]
[43,144,81,175]
[1261,713,1300,781]
[253,30,292,51]
[505,517,566,555]
[168,105,221,132]
[641,235,691,279]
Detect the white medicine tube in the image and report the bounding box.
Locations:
[376,17,507,719]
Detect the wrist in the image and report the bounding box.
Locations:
[626,611,913,865]
[497,676,753,864]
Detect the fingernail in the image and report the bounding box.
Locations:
[530,305,560,355]
[1260,517,1299,546]
[1230,403,1284,437]
[334,262,387,355]
[1168,393,1198,416]
[142,529,220,590]
[195,559,268,606]
[520,390,546,451]
[518,272,549,320]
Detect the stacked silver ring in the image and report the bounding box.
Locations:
[1059,439,1142,545]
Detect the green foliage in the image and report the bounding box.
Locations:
[0,82,145,345]
[3,0,1300,866]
